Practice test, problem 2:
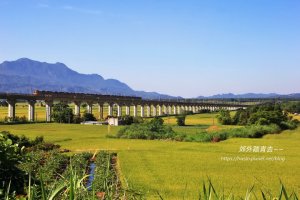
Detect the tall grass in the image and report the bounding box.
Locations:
[155,178,299,200]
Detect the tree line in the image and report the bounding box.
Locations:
[217,102,299,130]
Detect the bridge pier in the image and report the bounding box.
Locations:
[163,105,167,115]
[178,106,182,114]
[173,105,177,115]
[117,104,122,117]
[28,100,36,121]
[87,102,93,114]
[168,105,172,115]
[140,105,145,117]
[192,106,196,113]
[158,105,162,116]
[74,101,81,116]
[133,105,137,117]
[146,105,151,117]
[6,99,16,121]
[177,106,181,115]
[108,104,113,116]
[45,100,53,122]
[152,105,157,116]
[184,106,188,112]
[98,103,104,119]
[125,105,130,116]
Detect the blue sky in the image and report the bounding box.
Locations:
[0,0,299,97]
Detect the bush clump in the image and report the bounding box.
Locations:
[116,117,177,140]
[226,124,281,138]
[82,112,96,121]
[52,103,74,123]
[176,115,186,126]
[184,131,228,142]
[218,102,299,131]
[3,116,27,123]
[182,124,282,143]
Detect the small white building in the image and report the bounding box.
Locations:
[81,121,103,125]
[107,117,120,126]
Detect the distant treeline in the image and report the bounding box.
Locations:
[217,102,299,130]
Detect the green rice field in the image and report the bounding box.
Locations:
[0,112,299,199]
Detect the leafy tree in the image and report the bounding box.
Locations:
[217,109,232,125]
[116,117,176,140]
[73,115,83,124]
[120,115,134,125]
[0,100,8,107]
[52,103,74,123]
[0,133,25,196]
[81,103,87,109]
[176,115,186,126]
[231,102,297,130]
[133,116,144,124]
[248,110,283,125]
[232,109,249,125]
[282,101,300,113]
[82,112,96,121]
[149,117,164,129]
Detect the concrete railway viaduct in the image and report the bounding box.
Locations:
[0,90,251,122]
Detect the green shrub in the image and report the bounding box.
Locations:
[92,152,117,199]
[133,116,144,124]
[226,124,281,139]
[52,103,74,123]
[217,109,232,125]
[82,112,96,121]
[0,132,60,152]
[231,103,298,131]
[116,117,177,140]
[282,101,300,113]
[0,133,25,196]
[280,119,299,130]
[176,115,186,126]
[73,115,83,124]
[3,116,27,123]
[190,131,228,142]
[186,124,281,143]
[120,115,134,125]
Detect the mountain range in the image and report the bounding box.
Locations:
[197,93,300,99]
[0,58,177,99]
[0,58,299,99]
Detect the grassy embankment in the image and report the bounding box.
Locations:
[0,112,299,199]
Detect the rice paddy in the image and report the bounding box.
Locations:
[0,112,299,199]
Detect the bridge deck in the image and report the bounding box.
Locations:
[0,90,252,107]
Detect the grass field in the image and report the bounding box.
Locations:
[162,113,218,126]
[0,113,299,199]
